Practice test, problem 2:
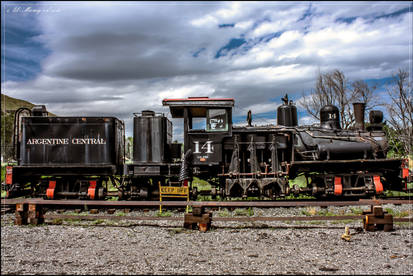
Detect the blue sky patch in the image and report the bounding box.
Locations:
[215,38,247,58]
[298,3,314,22]
[3,56,44,82]
[336,5,412,26]
[192,47,206,58]
[2,7,49,82]
[336,16,358,24]
[214,31,284,59]
[219,23,235,28]
[363,76,395,92]
[374,5,412,20]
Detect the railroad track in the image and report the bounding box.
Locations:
[1,197,412,210]
[2,198,411,231]
[41,214,411,223]
[1,207,13,214]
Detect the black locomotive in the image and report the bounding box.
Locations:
[4,96,409,200]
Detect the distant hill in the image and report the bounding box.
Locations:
[1,94,35,113]
[1,94,56,116]
[1,93,55,160]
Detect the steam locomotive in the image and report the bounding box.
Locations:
[4,95,409,200]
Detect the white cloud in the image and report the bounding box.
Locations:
[241,102,279,115]
[158,84,216,100]
[215,2,243,19]
[235,20,254,30]
[191,15,218,27]
[299,115,318,126]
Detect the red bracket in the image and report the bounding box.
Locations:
[402,168,409,179]
[373,176,383,194]
[46,180,56,199]
[6,166,13,185]
[334,176,342,196]
[88,180,97,200]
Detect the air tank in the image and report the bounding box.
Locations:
[133,110,172,163]
[320,105,341,129]
[369,110,383,124]
[367,110,384,131]
[277,94,297,127]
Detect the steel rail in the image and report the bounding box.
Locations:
[1,198,412,208]
[45,214,182,221]
[43,214,411,223]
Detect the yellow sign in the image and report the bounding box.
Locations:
[160,186,189,195]
[159,182,190,213]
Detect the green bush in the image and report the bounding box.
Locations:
[1,165,5,183]
[192,177,211,191]
[157,211,172,217]
[218,209,230,217]
[234,207,254,216]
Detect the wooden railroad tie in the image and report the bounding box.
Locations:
[184,207,212,232]
[15,203,45,226]
[363,205,393,232]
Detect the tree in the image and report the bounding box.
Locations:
[125,137,133,161]
[1,110,15,162]
[300,69,377,129]
[384,69,412,157]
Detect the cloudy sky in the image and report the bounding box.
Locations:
[1,1,412,140]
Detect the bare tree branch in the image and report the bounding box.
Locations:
[385,68,413,156]
[300,69,376,129]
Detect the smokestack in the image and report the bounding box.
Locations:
[353,102,366,130]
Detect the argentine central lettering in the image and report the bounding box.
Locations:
[26,138,106,145]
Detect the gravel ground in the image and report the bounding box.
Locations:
[1,204,412,275]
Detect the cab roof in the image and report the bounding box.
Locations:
[162,97,234,118]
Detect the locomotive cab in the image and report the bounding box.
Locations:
[163,97,234,168]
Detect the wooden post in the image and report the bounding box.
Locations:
[28,204,44,225]
[15,203,28,225]
[363,205,393,232]
[184,206,212,232]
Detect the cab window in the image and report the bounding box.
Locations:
[190,118,206,130]
[206,109,228,132]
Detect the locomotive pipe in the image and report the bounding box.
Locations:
[36,192,85,198]
[317,142,373,160]
[353,102,366,131]
[13,107,31,160]
[107,191,120,197]
[55,192,83,197]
